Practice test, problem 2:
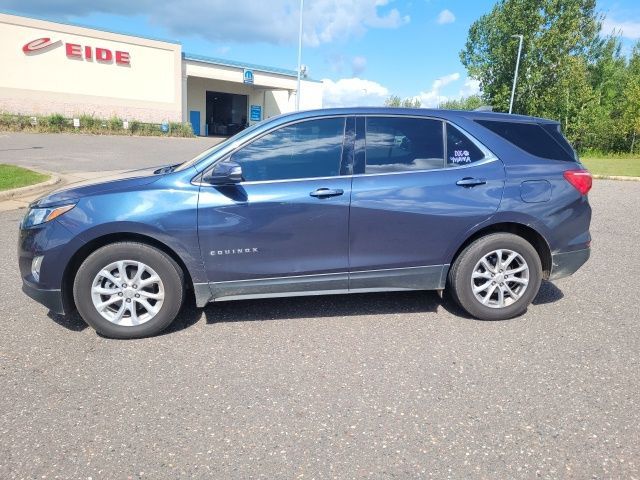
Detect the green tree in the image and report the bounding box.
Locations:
[622,42,640,153]
[459,0,640,153]
[460,0,601,116]
[384,95,422,108]
[583,37,628,151]
[439,95,485,110]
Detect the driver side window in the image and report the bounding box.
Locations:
[229,117,346,182]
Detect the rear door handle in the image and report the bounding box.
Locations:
[310,188,344,198]
[456,177,487,187]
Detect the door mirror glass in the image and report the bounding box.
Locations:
[204,161,243,185]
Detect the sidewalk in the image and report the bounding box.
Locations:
[0,170,125,212]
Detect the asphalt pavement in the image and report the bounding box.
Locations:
[0,132,217,172]
[0,135,638,477]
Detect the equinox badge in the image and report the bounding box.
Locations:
[210,248,259,256]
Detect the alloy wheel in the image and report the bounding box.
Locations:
[470,249,530,309]
[91,260,165,326]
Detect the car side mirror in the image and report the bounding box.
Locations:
[204,161,243,185]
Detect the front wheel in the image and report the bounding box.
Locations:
[73,242,185,339]
[447,233,542,320]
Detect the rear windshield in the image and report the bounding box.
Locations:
[475,120,575,162]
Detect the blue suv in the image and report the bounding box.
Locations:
[18,108,592,338]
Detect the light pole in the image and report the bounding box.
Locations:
[509,34,523,114]
[295,0,304,111]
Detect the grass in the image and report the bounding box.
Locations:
[0,164,49,191]
[580,155,640,177]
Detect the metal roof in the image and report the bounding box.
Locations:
[183,53,322,83]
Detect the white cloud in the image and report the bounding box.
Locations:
[601,16,640,40]
[415,72,460,107]
[6,0,410,46]
[432,72,460,89]
[351,56,367,76]
[459,78,481,97]
[302,1,410,46]
[322,78,389,107]
[322,72,481,109]
[436,9,455,25]
[215,46,231,55]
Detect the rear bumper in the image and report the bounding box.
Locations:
[549,248,590,280]
[22,280,65,315]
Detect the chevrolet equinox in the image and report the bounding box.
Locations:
[19,108,592,338]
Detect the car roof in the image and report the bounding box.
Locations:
[279,107,559,125]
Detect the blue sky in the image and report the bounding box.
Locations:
[3,0,640,107]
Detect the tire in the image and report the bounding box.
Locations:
[447,233,542,321]
[73,242,185,339]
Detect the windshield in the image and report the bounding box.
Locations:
[174,121,266,172]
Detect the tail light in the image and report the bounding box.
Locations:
[563,169,592,195]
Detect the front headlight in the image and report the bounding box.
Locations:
[22,204,75,228]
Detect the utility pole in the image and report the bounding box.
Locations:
[296,0,304,111]
[509,34,524,114]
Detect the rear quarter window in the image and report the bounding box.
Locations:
[475,120,575,162]
[446,124,485,167]
[540,123,577,161]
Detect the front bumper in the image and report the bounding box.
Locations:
[22,279,65,315]
[549,248,590,280]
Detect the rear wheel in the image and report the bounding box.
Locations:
[448,233,542,320]
[73,242,184,338]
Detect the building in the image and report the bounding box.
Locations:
[0,12,323,136]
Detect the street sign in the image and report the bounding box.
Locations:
[250,105,262,122]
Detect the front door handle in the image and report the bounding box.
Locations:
[310,188,344,198]
[456,177,487,187]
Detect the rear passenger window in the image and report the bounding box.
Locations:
[365,117,444,174]
[446,124,485,167]
[476,120,574,161]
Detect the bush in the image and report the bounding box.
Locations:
[169,122,194,137]
[42,113,66,132]
[79,114,98,130]
[108,116,123,131]
[0,112,194,138]
[129,120,141,134]
[138,123,160,135]
[0,113,32,130]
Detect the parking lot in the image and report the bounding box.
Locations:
[1,133,639,478]
[0,132,216,172]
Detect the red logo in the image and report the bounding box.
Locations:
[22,37,130,66]
[22,37,58,53]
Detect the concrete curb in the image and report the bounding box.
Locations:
[593,175,640,181]
[0,168,60,201]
